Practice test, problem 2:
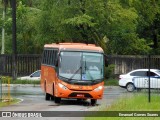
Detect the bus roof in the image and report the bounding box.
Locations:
[44,43,103,53]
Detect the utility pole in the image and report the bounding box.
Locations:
[148,54,151,103]
[11,0,17,80]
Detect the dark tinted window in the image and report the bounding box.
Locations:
[42,50,47,64]
[130,71,147,76]
[42,49,58,66]
[147,71,158,77]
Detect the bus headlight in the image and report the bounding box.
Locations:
[94,86,103,91]
[58,83,68,90]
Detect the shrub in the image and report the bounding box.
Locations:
[105,64,115,79]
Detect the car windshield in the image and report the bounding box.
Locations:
[31,71,40,77]
[59,51,104,81]
[155,70,160,76]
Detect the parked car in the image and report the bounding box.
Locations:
[119,69,160,92]
[18,70,41,81]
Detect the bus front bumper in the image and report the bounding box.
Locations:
[55,83,104,99]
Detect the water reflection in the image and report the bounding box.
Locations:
[2,86,43,97]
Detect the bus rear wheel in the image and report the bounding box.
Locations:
[44,82,50,100]
[51,96,54,101]
[45,93,50,100]
[51,84,55,101]
[55,97,61,103]
[91,99,97,106]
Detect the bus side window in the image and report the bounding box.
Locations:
[48,50,51,65]
[42,49,58,67]
[54,50,58,67]
[46,50,49,65]
[50,50,54,66]
[42,50,45,64]
[52,50,55,66]
[42,50,47,64]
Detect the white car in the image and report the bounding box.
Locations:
[119,69,160,92]
[18,70,41,81]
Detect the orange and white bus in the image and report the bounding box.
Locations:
[41,43,104,105]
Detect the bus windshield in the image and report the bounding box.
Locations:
[59,51,104,81]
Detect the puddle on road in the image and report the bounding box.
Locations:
[48,104,60,106]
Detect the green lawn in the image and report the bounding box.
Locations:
[85,94,160,120]
[10,79,40,84]
[1,77,40,85]
[105,78,118,86]
[0,98,20,107]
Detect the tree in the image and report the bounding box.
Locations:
[0,0,157,55]
[1,0,11,54]
[133,0,160,54]
[35,0,151,54]
[1,0,42,54]
[16,1,41,53]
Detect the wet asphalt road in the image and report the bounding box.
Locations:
[0,85,129,111]
[0,85,130,120]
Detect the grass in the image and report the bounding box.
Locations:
[105,78,118,86]
[85,94,160,120]
[9,79,40,84]
[0,98,21,107]
[1,77,40,85]
[106,94,160,111]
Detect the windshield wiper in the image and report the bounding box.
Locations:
[68,66,82,81]
[83,60,94,81]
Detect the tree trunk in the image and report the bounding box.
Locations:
[1,9,5,54]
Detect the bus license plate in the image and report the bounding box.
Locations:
[77,94,84,97]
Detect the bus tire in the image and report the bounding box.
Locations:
[51,84,55,101]
[45,81,50,100]
[51,96,54,101]
[45,93,50,100]
[55,97,61,103]
[91,99,97,106]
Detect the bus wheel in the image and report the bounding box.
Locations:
[91,99,97,106]
[55,97,61,103]
[51,84,55,101]
[44,82,50,100]
[51,96,54,101]
[45,93,50,100]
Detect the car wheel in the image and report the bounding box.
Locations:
[126,83,135,92]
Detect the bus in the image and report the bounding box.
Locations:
[41,43,104,105]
